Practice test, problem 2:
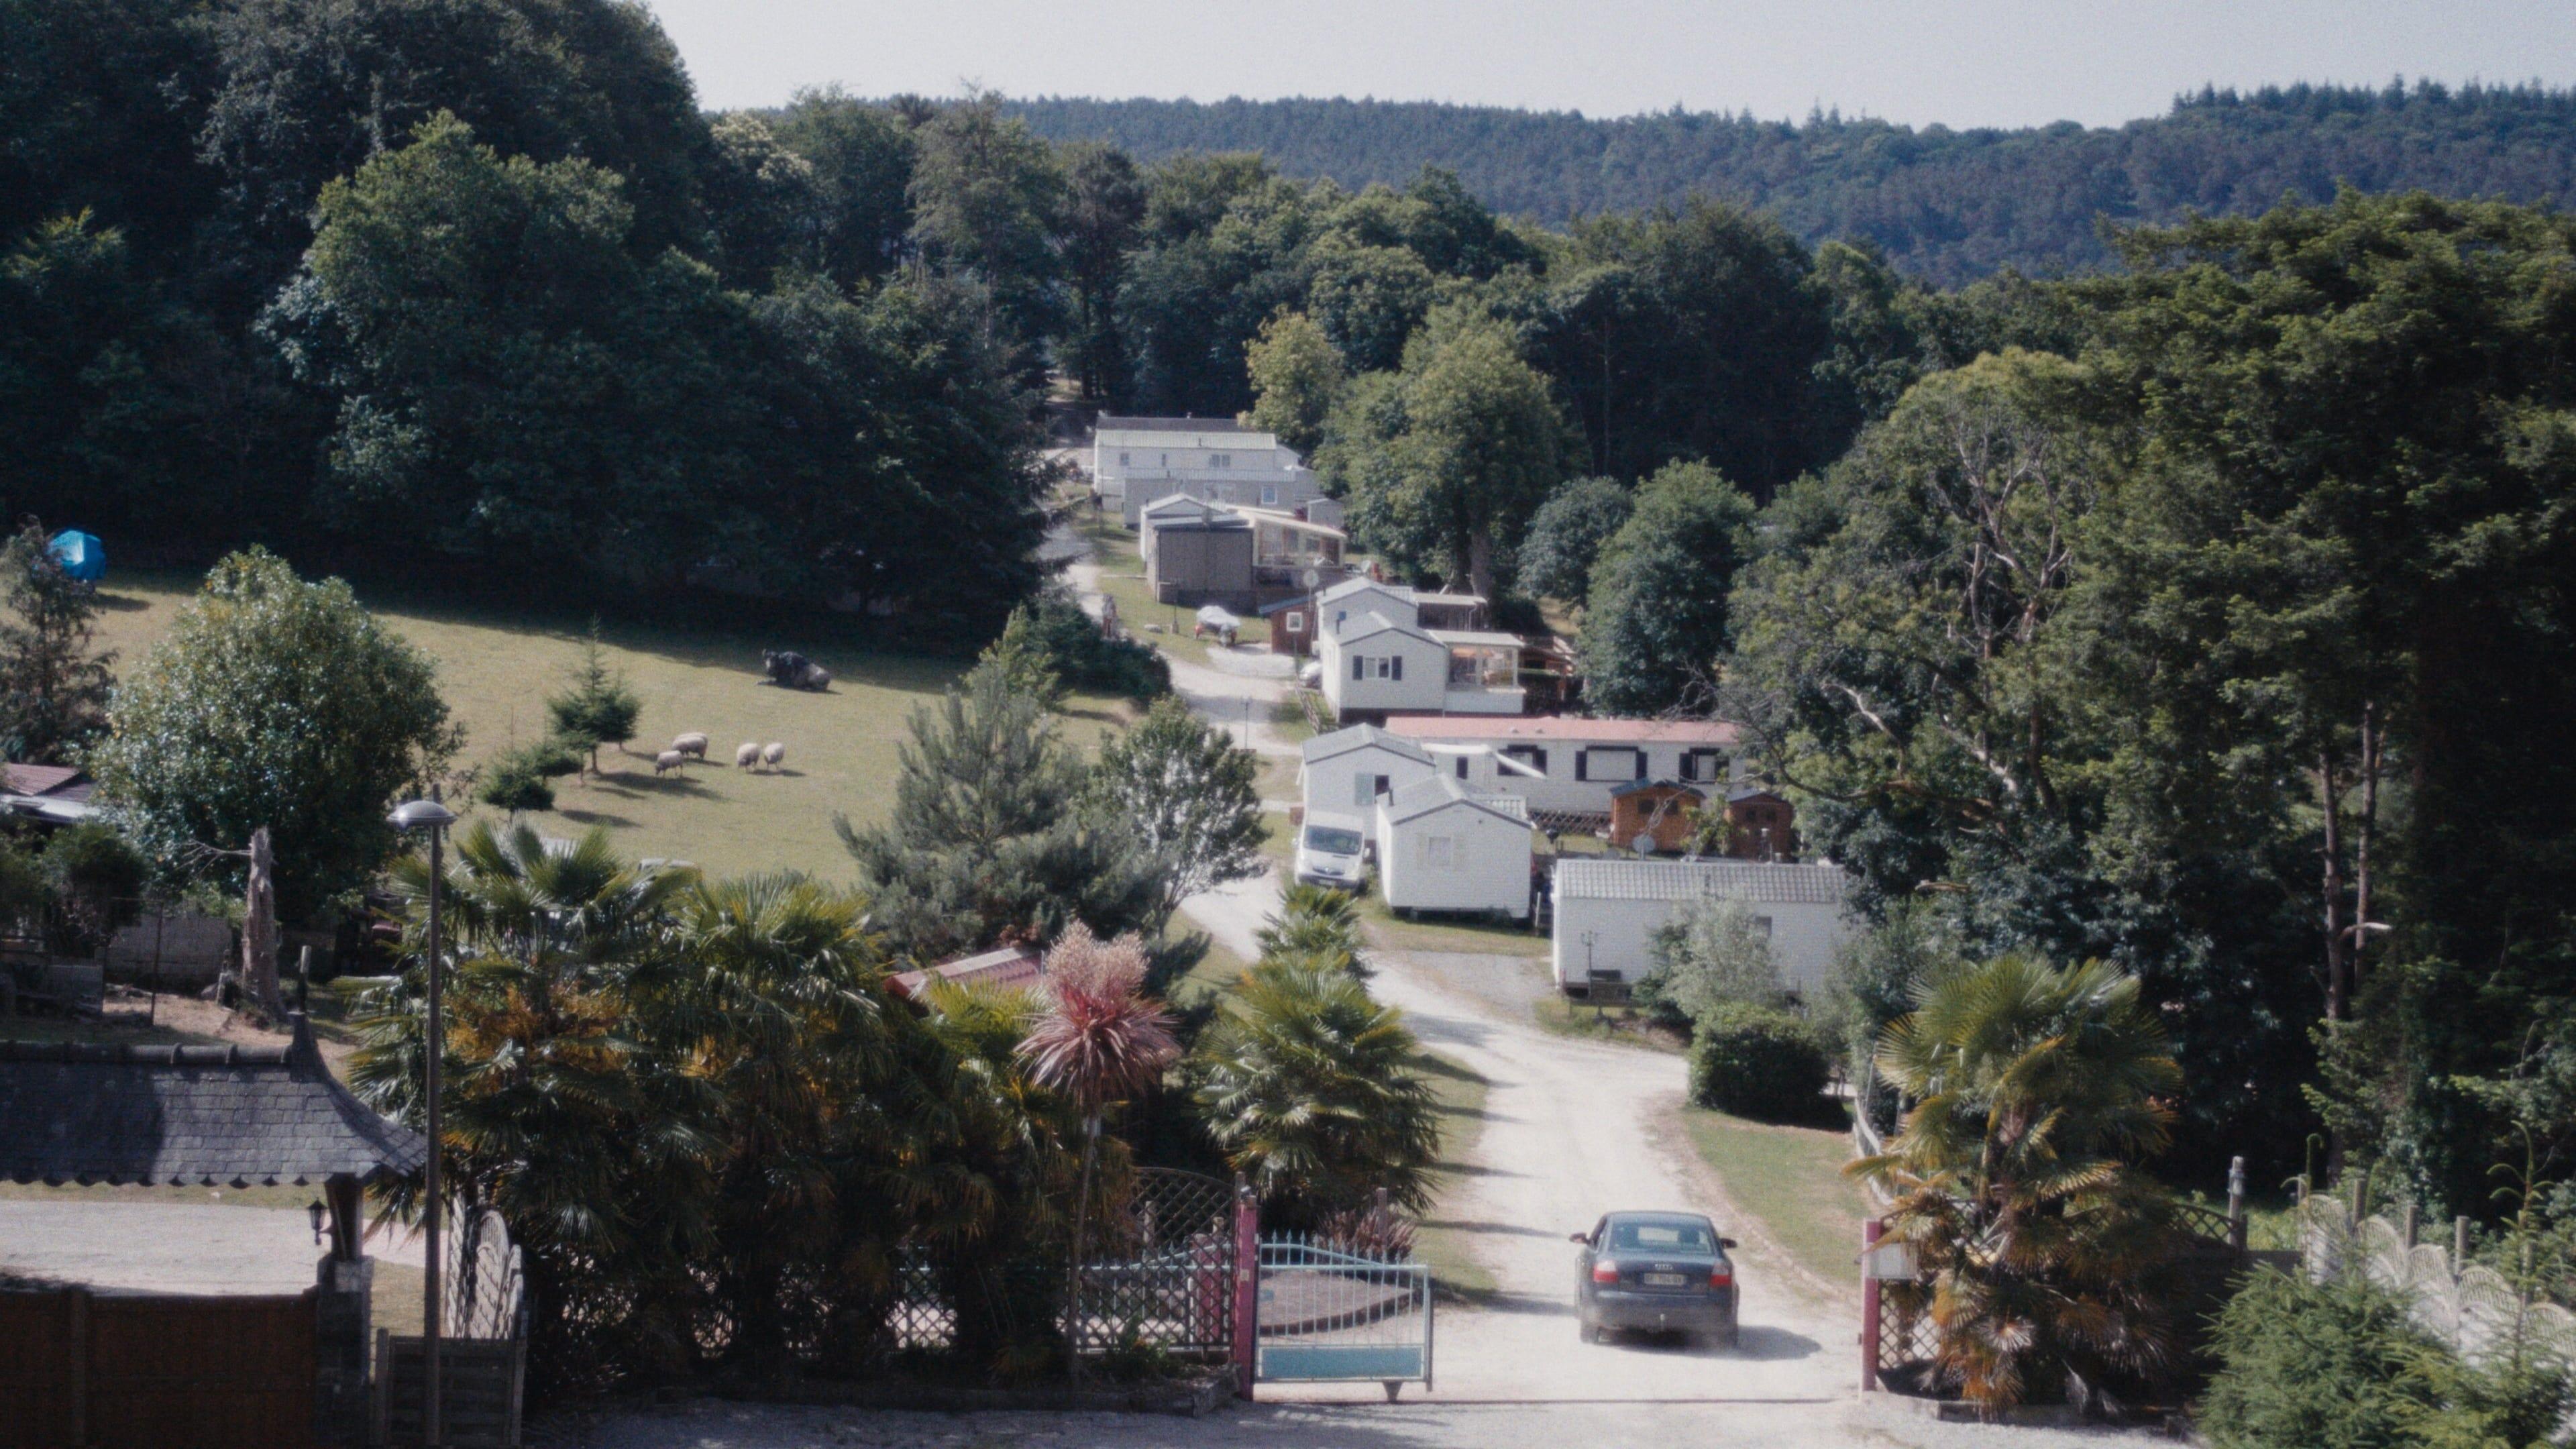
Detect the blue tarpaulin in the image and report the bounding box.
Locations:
[48,530,103,582]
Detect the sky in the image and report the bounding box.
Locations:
[641,0,2575,130]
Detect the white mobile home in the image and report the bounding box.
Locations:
[1550,859,1851,998]
[1316,612,1452,720]
[1300,724,1438,817]
[1385,716,1743,819]
[1375,777,1535,920]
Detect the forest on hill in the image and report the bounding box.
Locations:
[1009,83,2576,283]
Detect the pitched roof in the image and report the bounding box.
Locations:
[1,763,87,799]
[888,945,1045,1002]
[1381,775,1531,828]
[1316,578,1412,606]
[1428,630,1525,649]
[1334,610,1438,647]
[1552,859,1847,906]
[1383,716,1741,745]
[1301,724,1435,767]
[1095,415,1253,435]
[0,1016,429,1187]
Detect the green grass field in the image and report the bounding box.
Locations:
[1415,1051,1499,1303]
[87,568,1130,881]
[1678,1106,1868,1293]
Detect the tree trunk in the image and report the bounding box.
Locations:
[241,826,282,1016]
[1466,529,1496,604]
[1065,1116,1099,1385]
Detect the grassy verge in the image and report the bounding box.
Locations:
[1358,894,1548,959]
[1257,813,1298,867]
[1534,994,1685,1053]
[1414,1051,1499,1304]
[1252,753,1301,804]
[1267,695,1320,745]
[88,568,1129,881]
[1678,1105,1868,1295]
[0,1180,327,1210]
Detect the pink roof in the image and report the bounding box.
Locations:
[1381,716,1741,745]
[888,945,1044,1002]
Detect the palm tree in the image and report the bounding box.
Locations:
[1016,925,1179,1379]
[1853,954,2188,1412]
[1190,957,1442,1222]
[1254,883,1371,977]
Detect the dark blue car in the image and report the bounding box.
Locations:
[1571,1211,1739,1347]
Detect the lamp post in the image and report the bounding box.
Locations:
[388,793,456,1448]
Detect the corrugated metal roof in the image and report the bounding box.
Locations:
[1553,859,1847,904]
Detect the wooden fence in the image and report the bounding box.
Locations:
[0,1285,319,1449]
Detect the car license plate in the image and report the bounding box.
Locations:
[1642,1272,1688,1287]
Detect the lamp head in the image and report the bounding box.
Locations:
[308,1198,327,1244]
[388,798,457,833]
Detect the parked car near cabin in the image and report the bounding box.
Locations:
[1293,810,1371,890]
[1572,1211,1739,1347]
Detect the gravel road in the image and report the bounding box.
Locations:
[0,1199,425,1292]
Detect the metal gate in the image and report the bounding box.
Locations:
[1076,1167,1238,1358]
[1254,1236,1434,1400]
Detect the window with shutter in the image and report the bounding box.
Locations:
[1352,654,1364,680]
[1353,775,1373,807]
[1503,745,1548,776]
[1391,654,1403,681]
[1454,756,1468,780]
[1574,751,1589,782]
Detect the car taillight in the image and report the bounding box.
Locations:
[1709,1267,1733,1288]
[1591,1260,1621,1284]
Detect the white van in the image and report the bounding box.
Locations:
[1293,810,1371,890]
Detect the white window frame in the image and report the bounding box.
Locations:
[1423,835,1460,871]
[1261,484,1280,506]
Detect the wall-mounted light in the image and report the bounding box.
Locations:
[308,1199,327,1246]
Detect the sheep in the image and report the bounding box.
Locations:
[653,749,687,777]
[799,663,832,692]
[735,741,761,769]
[761,741,786,772]
[671,732,709,761]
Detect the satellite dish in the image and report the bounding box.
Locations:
[1300,567,1321,590]
[1629,833,1658,856]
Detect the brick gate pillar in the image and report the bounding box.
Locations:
[313,1254,374,1444]
[1860,1218,1883,1393]
[1232,1175,1258,1399]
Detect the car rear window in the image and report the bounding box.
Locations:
[1610,1221,1715,1252]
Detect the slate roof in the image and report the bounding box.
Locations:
[1,763,89,800]
[1553,859,1848,906]
[0,1015,427,1187]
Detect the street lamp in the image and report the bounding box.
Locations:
[388,792,456,1448]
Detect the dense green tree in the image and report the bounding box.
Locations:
[1241,310,1344,457]
[1059,142,1144,402]
[768,87,918,288]
[699,112,825,285]
[907,91,1065,370]
[2072,192,2576,1207]
[1012,85,2576,286]
[1537,200,1840,498]
[1513,476,1630,606]
[0,518,114,763]
[839,661,1159,960]
[88,549,460,920]
[1576,461,1755,714]
[276,113,758,584]
[197,0,711,287]
[1323,311,1577,597]
[1303,235,1436,374]
[1085,696,1263,936]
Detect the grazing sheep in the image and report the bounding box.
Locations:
[761,741,786,772]
[735,741,761,769]
[653,749,687,777]
[672,732,709,760]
